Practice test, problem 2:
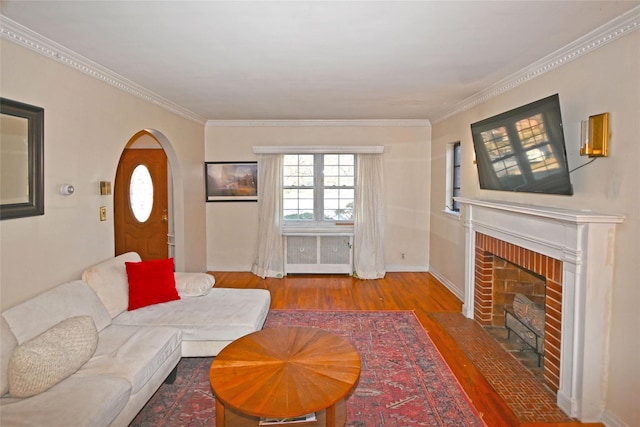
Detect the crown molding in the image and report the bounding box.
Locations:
[206,119,430,127]
[431,5,640,124]
[253,145,384,154]
[0,15,206,125]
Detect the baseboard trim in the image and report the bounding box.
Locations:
[601,409,629,427]
[207,265,253,272]
[428,267,464,302]
[384,264,429,273]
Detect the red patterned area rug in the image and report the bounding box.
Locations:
[129,310,486,426]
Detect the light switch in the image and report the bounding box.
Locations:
[100,206,107,221]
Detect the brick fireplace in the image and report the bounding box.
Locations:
[457,198,624,422]
[475,233,562,392]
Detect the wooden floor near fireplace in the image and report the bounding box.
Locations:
[211,271,604,427]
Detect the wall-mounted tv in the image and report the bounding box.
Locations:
[470,94,573,195]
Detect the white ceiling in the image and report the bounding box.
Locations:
[1,1,638,122]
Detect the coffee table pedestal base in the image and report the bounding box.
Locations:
[216,399,347,427]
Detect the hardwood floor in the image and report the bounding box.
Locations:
[211,271,604,427]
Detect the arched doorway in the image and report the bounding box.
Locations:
[114,130,175,261]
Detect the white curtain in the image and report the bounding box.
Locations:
[251,154,285,278]
[354,153,385,279]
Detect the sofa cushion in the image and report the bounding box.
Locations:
[0,375,131,427]
[2,280,112,344]
[82,252,142,318]
[113,288,271,343]
[1,317,18,396]
[8,316,98,398]
[125,258,180,310]
[76,325,181,395]
[174,272,215,297]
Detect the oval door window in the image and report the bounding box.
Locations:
[129,164,154,222]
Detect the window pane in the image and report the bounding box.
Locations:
[324,165,339,177]
[283,155,299,165]
[299,199,314,210]
[298,189,314,199]
[324,154,339,165]
[283,188,299,198]
[340,177,354,187]
[339,188,354,199]
[283,199,299,210]
[339,154,354,165]
[324,199,339,209]
[451,142,461,212]
[324,207,353,221]
[300,176,314,186]
[339,165,354,176]
[298,166,314,178]
[129,164,153,223]
[454,144,461,167]
[324,189,339,199]
[283,176,299,186]
[324,176,339,186]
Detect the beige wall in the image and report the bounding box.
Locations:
[205,123,431,272]
[429,31,640,425]
[0,40,207,310]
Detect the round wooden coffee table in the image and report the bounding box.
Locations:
[209,326,361,427]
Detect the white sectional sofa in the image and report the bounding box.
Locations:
[0,252,271,427]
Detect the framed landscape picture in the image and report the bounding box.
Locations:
[205,161,258,202]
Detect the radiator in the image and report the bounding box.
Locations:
[284,234,353,274]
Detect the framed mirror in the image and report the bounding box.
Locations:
[0,98,44,220]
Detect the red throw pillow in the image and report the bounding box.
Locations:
[125,258,180,310]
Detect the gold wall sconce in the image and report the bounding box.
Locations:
[99,181,112,195]
[580,113,609,157]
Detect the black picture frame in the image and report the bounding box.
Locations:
[205,161,258,202]
[0,98,44,220]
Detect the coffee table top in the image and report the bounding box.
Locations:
[209,326,361,419]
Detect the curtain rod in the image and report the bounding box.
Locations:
[253,146,384,154]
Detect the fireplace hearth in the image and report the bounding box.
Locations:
[457,198,624,422]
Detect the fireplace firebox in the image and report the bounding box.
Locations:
[474,233,562,391]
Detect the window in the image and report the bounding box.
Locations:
[445,142,461,213]
[129,164,154,222]
[283,154,355,224]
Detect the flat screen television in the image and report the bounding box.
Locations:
[470,94,573,195]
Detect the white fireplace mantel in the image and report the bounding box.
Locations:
[456,197,624,422]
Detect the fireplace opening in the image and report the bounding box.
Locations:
[474,232,562,392]
[484,257,546,383]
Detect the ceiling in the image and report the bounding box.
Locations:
[1,1,638,122]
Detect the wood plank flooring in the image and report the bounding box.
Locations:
[211,271,604,427]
